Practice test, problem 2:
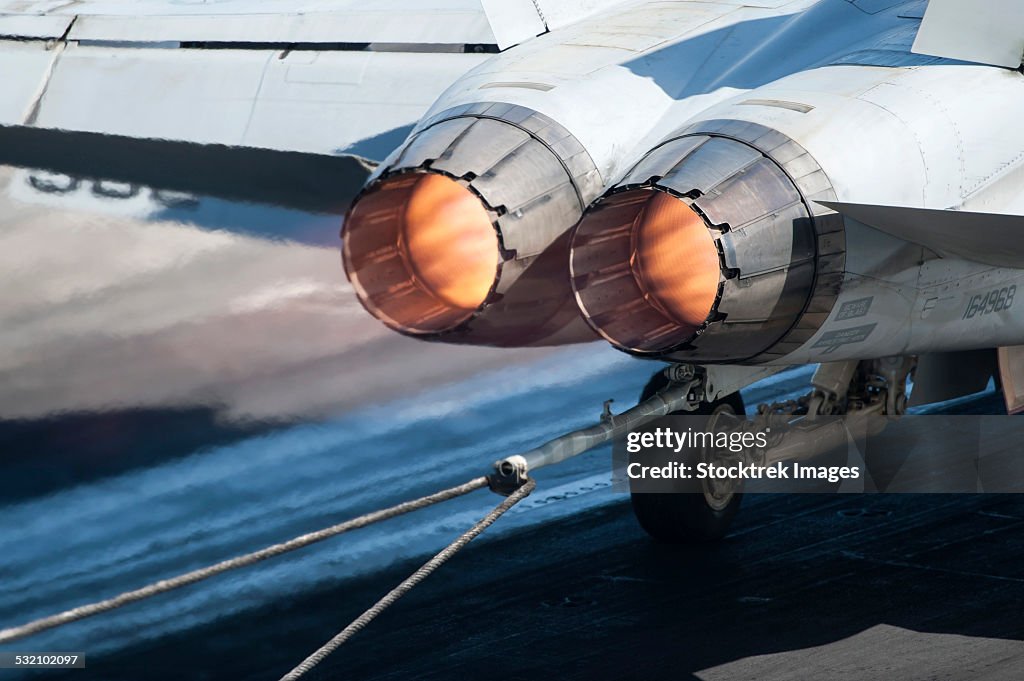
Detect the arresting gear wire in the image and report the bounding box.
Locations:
[0,476,536,645]
[281,479,536,680]
[0,381,693,670]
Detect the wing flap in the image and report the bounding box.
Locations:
[820,201,1024,269]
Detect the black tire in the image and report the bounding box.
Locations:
[629,370,745,543]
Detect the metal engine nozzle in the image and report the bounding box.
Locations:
[570,121,845,364]
[343,103,602,347]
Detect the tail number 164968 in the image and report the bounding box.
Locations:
[963,285,1017,320]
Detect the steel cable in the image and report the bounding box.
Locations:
[280,478,536,680]
[0,476,491,644]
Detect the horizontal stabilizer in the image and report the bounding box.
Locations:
[818,201,1024,269]
[0,0,546,50]
[912,0,1024,68]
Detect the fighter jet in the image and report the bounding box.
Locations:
[2,0,1023,542]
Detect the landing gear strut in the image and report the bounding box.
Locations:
[627,357,916,543]
[628,370,746,543]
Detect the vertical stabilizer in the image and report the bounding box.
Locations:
[912,0,1024,68]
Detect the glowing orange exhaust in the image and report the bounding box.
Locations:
[570,189,721,352]
[343,173,500,334]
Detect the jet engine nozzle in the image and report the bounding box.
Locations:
[570,189,721,352]
[343,102,602,345]
[343,172,499,334]
[571,121,845,363]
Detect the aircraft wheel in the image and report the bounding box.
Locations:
[629,370,745,543]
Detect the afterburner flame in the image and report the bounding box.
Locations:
[343,173,499,334]
[632,192,720,333]
[570,189,720,352]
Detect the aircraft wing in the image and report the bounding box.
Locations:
[819,201,1024,269]
[0,0,599,210]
